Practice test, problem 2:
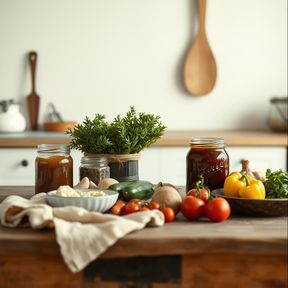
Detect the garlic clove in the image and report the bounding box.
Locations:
[89,181,98,189]
[252,171,266,182]
[240,160,255,177]
[97,178,119,190]
[74,177,90,189]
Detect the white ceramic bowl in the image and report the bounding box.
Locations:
[47,189,119,212]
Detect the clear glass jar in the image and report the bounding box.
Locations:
[267,97,288,132]
[35,144,73,194]
[186,138,229,192]
[79,155,110,185]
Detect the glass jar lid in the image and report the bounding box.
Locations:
[37,144,70,154]
[189,137,225,148]
[81,155,108,165]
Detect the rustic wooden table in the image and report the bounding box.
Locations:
[0,186,287,288]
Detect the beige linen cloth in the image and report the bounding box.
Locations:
[0,193,164,273]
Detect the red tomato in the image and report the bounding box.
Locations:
[187,188,209,203]
[139,207,150,212]
[161,207,175,222]
[125,202,140,214]
[129,198,141,203]
[180,196,205,220]
[205,198,231,222]
[111,200,126,216]
[148,201,160,210]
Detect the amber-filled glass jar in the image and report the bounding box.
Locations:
[35,144,73,194]
[186,138,229,192]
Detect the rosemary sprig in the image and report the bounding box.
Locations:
[67,106,166,154]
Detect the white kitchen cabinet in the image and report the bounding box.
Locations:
[139,146,287,185]
[226,147,287,173]
[139,147,188,185]
[0,148,82,185]
[0,146,287,186]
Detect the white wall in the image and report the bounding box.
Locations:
[0,0,287,130]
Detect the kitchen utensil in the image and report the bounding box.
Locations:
[267,97,288,132]
[47,189,119,212]
[183,0,217,96]
[27,51,40,130]
[43,102,77,132]
[43,121,77,132]
[47,102,64,122]
[212,189,288,217]
[0,99,26,132]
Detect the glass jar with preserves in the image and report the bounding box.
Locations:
[79,155,110,185]
[35,144,73,194]
[186,138,229,192]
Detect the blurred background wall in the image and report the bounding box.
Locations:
[0,0,287,130]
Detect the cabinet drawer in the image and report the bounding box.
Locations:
[0,148,35,185]
[0,148,83,185]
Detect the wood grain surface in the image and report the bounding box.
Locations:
[183,0,217,96]
[0,130,287,147]
[0,186,287,288]
[0,186,287,257]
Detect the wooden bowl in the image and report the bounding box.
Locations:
[43,121,77,132]
[212,189,288,217]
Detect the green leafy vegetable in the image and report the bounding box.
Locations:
[264,169,288,199]
[67,106,166,154]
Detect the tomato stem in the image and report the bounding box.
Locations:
[195,175,211,200]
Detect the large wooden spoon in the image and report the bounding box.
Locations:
[183,0,217,96]
[27,51,40,130]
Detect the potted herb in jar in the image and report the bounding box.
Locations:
[67,106,166,182]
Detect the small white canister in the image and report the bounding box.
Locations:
[0,100,26,132]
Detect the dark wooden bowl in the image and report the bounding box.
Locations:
[212,189,288,217]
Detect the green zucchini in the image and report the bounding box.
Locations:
[109,180,162,201]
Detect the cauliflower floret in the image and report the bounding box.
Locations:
[56,185,80,197]
[78,191,105,197]
[55,185,106,197]
[89,191,106,197]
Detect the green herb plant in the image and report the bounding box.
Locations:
[264,169,288,199]
[67,106,166,154]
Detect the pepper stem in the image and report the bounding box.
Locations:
[240,174,250,186]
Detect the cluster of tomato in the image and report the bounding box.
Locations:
[181,188,231,222]
[111,187,231,223]
[110,199,176,222]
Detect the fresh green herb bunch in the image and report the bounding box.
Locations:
[264,169,288,199]
[67,106,166,154]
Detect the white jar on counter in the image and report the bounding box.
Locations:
[0,100,26,132]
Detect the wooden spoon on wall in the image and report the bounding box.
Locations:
[183,0,217,96]
[27,51,40,130]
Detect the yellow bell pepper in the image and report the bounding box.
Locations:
[224,172,247,197]
[239,177,266,199]
[224,172,265,199]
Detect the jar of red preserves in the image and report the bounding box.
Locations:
[186,138,229,192]
[35,144,73,194]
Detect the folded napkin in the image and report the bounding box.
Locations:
[0,193,164,273]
